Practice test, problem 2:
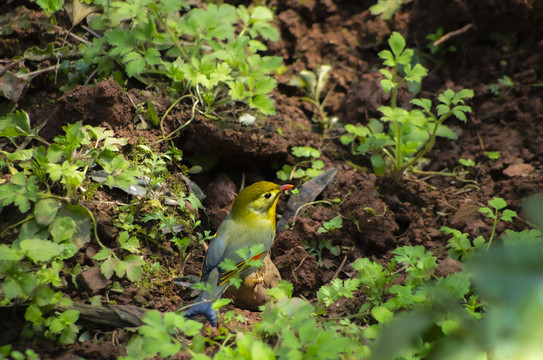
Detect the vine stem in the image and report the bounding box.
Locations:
[486,210,500,250]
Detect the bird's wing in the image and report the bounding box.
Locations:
[200,217,274,285]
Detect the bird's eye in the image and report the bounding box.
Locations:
[263,192,272,199]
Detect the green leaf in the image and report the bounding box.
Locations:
[292,146,320,158]
[380,79,394,93]
[404,63,428,84]
[49,216,77,243]
[20,239,62,263]
[411,98,432,113]
[60,309,80,324]
[3,273,36,301]
[250,94,275,115]
[119,231,139,253]
[372,306,393,323]
[459,158,475,167]
[485,151,500,160]
[371,154,386,176]
[452,88,474,103]
[35,0,64,14]
[378,50,394,67]
[488,197,507,211]
[101,257,119,279]
[93,248,111,261]
[478,207,494,218]
[250,6,274,21]
[0,245,23,261]
[34,199,61,226]
[0,110,32,137]
[388,32,405,57]
[501,209,517,222]
[254,76,277,95]
[0,173,39,213]
[25,305,44,324]
[267,280,293,300]
[123,255,145,281]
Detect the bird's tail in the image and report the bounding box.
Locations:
[184,297,217,327]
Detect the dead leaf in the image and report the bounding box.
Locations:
[503,163,534,177]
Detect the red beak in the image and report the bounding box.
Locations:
[280,184,294,192]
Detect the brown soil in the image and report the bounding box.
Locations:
[1,0,543,358]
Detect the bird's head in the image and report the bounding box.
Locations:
[231,181,293,222]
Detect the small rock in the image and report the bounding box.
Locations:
[85,246,96,260]
[77,267,108,294]
[436,257,463,277]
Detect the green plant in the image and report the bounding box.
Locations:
[441,226,486,261]
[0,111,141,344]
[0,345,40,360]
[289,65,338,131]
[32,0,64,17]
[341,32,473,179]
[442,197,517,260]
[257,296,359,359]
[142,190,207,263]
[304,238,340,268]
[121,310,203,360]
[484,150,500,160]
[276,146,325,181]
[369,0,413,20]
[425,28,457,67]
[317,215,342,234]
[479,197,517,249]
[74,1,281,117]
[488,75,514,100]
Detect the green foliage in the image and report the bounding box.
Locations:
[370,0,413,20]
[118,195,541,359]
[304,238,340,268]
[289,65,338,131]
[442,197,518,260]
[0,346,39,360]
[484,151,500,160]
[488,75,515,100]
[257,297,359,359]
[142,188,208,263]
[425,28,456,67]
[341,32,473,179]
[74,1,281,116]
[317,215,342,234]
[0,110,142,344]
[317,278,359,307]
[441,226,486,261]
[121,310,203,360]
[33,0,64,16]
[276,146,325,181]
[479,197,517,248]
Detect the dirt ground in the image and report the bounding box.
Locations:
[1,0,543,358]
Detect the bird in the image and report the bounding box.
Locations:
[184,181,293,326]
